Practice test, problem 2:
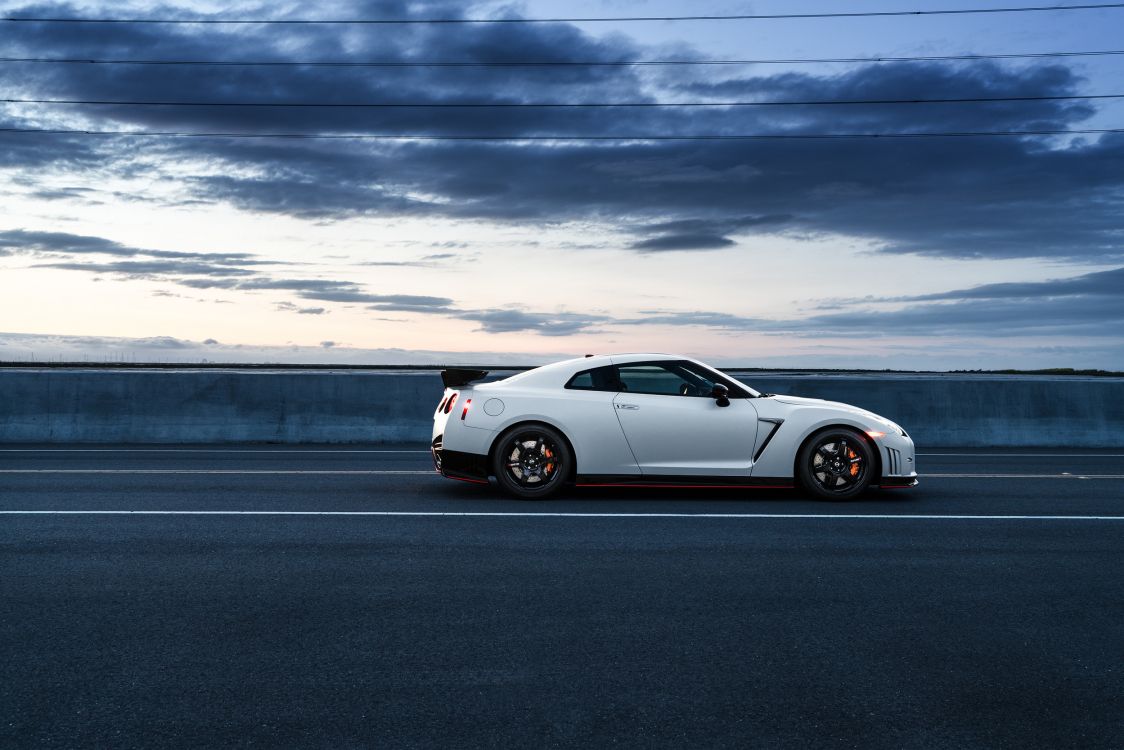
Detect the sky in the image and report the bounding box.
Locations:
[0,0,1122,368]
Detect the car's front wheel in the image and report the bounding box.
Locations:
[797,428,875,500]
[492,424,571,500]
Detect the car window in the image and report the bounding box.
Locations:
[568,371,595,389]
[616,362,716,397]
[565,365,620,392]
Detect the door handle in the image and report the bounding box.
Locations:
[615,403,640,410]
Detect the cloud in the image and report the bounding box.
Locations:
[37,260,259,277]
[773,266,1124,337]
[630,234,736,251]
[20,223,1123,341]
[28,186,99,202]
[622,310,764,329]
[181,277,353,292]
[294,290,454,309]
[359,260,438,267]
[0,228,262,264]
[786,294,1124,338]
[459,308,610,336]
[617,266,1124,338]
[276,301,328,315]
[899,266,1124,301]
[12,226,461,318]
[628,214,793,251]
[0,229,146,256]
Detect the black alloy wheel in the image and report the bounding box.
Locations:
[492,424,571,499]
[797,428,875,500]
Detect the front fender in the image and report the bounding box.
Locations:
[751,408,882,478]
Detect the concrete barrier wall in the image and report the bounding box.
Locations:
[0,368,1121,447]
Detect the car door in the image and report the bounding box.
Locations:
[612,361,759,476]
[552,365,640,477]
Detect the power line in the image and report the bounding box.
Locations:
[3,4,1124,24]
[3,93,1121,108]
[1,126,1119,140]
[2,50,1124,68]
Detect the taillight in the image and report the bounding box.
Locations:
[461,398,472,420]
[444,392,458,414]
[437,395,448,413]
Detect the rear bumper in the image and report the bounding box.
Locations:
[432,438,490,483]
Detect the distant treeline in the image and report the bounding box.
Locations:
[949,368,1124,377]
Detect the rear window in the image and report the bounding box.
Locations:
[565,366,619,392]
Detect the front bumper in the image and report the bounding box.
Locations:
[878,432,918,488]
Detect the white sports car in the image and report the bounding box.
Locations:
[431,353,917,500]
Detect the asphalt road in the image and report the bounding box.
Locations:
[2,446,1122,749]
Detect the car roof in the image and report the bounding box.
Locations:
[497,353,689,388]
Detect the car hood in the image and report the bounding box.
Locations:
[767,394,895,426]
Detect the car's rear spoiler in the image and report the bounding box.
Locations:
[441,368,489,388]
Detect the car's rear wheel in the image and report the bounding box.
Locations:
[492,424,571,500]
[797,428,875,500]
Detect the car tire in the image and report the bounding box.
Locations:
[797,428,875,501]
[492,423,572,500]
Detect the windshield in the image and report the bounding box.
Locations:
[695,361,761,398]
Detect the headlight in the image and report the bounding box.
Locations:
[865,413,906,437]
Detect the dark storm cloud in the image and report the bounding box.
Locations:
[3,1,1122,264]
[672,62,1095,131]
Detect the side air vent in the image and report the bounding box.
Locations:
[753,418,785,462]
[886,447,901,476]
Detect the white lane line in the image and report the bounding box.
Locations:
[0,449,1116,457]
[920,473,1124,479]
[1,510,1122,520]
[1,470,1121,479]
[0,469,434,475]
[919,452,1124,457]
[0,448,429,453]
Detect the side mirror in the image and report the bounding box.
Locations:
[711,383,731,408]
